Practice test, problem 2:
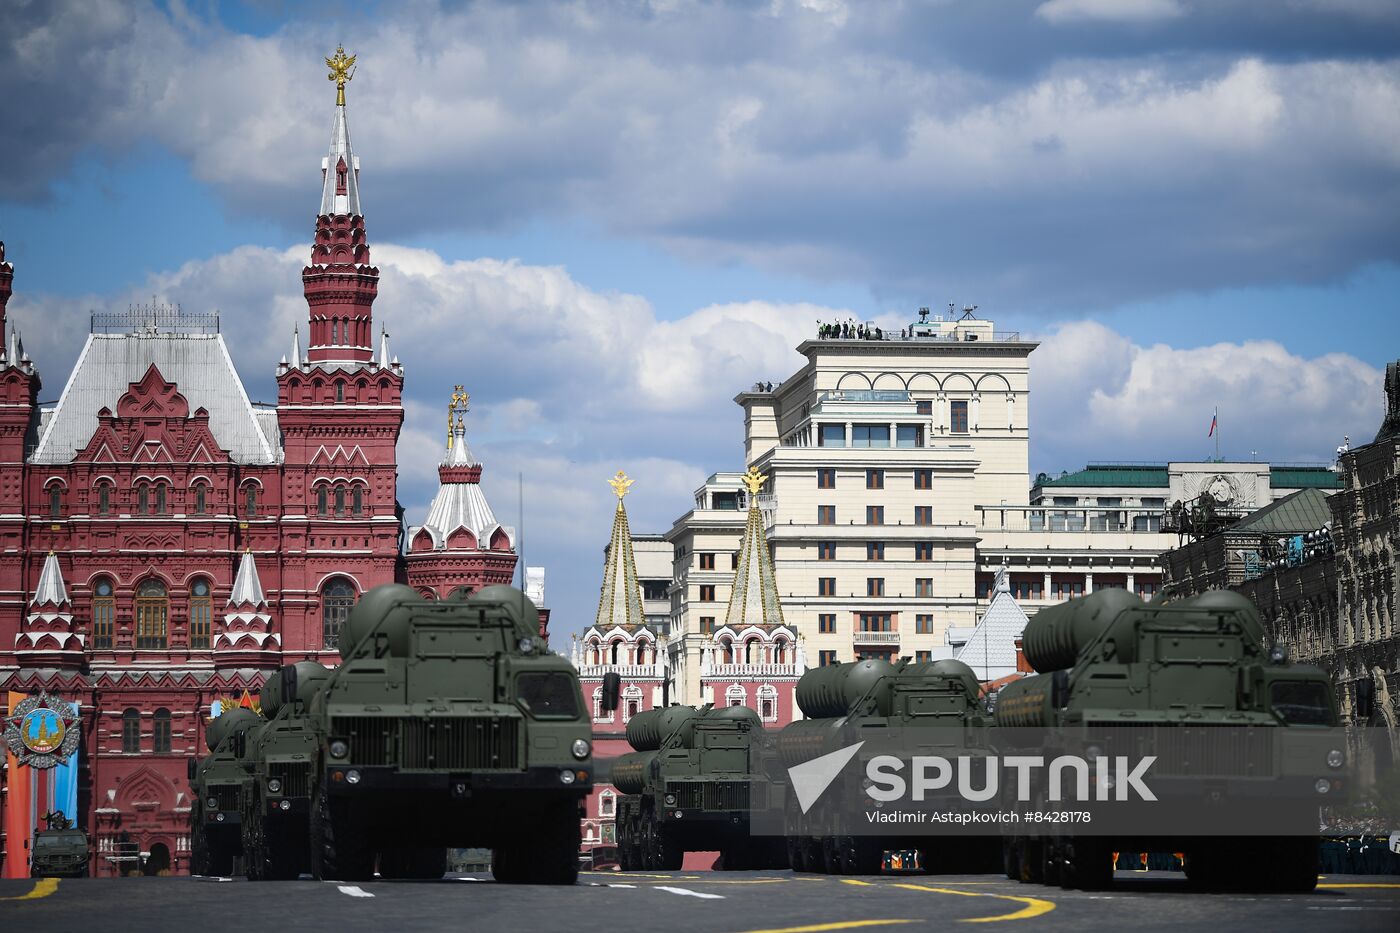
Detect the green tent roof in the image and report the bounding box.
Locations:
[1035,464,1169,488]
[1270,467,1342,489]
[1233,487,1333,535]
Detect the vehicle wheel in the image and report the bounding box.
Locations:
[207,837,234,877]
[243,802,264,881]
[656,830,684,872]
[820,835,841,875]
[381,847,446,881]
[787,834,809,872]
[1003,839,1021,880]
[840,835,881,875]
[190,827,209,877]
[1059,839,1112,891]
[310,783,373,882]
[528,799,582,885]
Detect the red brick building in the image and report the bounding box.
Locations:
[0,80,532,876]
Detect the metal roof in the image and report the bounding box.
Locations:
[1269,467,1342,489]
[954,568,1029,681]
[724,504,786,629]
[320,104,362,217]
[227,551,267,607]
[411,420,514,552]
[1035,464,1169,488]
[1232,487,1334,535]
[32,552,69,607]
[29,333,279,465]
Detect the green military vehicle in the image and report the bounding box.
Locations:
[30,812,88,878]
[304,583,612,883]
[614,705,787,871]
[994,589,1342,892]
[777,658,1000,875]
[241,661,331,880]
[188,706,262,876]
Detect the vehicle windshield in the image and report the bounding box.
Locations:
[1270,681,1333,725]
[36,833,85,847]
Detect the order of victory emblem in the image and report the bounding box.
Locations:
[3,692,81,769]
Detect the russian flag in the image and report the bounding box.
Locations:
[1208,410,1217,437]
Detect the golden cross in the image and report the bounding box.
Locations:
[740,466,768,496]
[608,470,635,501]
[447,385,468,448]
[326,46,357,107]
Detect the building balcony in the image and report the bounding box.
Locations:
[574,664,664,679]
[852,630,901,645]
[701,662,802,679]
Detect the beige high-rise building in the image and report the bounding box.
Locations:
[666,312,1034,701]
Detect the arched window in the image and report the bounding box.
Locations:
[773,638,788,665]
[757,684,779,722]
[335,381,345,403]
[243,484,258,518]
[135,579,168,649]
[744,639,755,664]
[48,485,62,519]
[622,685,643,722]
[95,482,111,517]
[450,585,473,600]
[588,639,601,666]
[609,641,620,665]
[189,579,211,649]
[592,687,613,723]
[322,578,356,650]
[92,577,115,648]
[721,638,734,665]
[726,684,747,708]
[155,483,167,515]
[153,708,172,753]
[137,484,149,515]
[317,486,328,517]
[192,484,207,516]
[352,486,363,516]
[599,790,616,818]
[122,708,141,753]
[334,486,345,517]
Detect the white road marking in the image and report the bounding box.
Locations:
[656,885,724,900]
[338,885,375,898]
[607,883,638,888]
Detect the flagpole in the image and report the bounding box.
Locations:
[1215,406,1220,462]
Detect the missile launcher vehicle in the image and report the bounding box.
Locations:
[188,706,262,876]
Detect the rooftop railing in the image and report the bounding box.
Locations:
[977,505,1172,534]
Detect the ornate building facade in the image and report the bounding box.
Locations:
[0,63,535,876]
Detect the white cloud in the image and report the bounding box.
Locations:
[1031,321,1383,470]
[1035,0,1186,25]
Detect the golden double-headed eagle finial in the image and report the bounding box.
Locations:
[447,385,469,448]
[608,470,635,503]
[741,466,768,496]
[326,46,357,107]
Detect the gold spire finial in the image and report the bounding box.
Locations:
[326,46,357,107]
[608,470,635,503]
[447,385,468,448]
[740,466,768,497]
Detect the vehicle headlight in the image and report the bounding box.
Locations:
[345,770,361,786]
[519,637,535,653]
[215,812,225,822]
[266,778,282,794]
[329,739,349,759]
[571,738,591,760]
[664,793,677,806]
[1314,778,1331,795]
[1326,749,1344,769]
[206,796,218,809]
[560,769,577,785]
[279,800,291,811]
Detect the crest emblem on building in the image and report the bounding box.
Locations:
[3,691,81,769]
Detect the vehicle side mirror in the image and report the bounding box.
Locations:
[281,665,298,712]
[187,758,197,781]
[1357,678,1375,722]
[601,672,622,713]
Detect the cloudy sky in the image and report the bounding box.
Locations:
[3,0,1396,639]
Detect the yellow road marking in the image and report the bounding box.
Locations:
[842,879,878,886]
[889,882,1056,923]
[731,921,920,933]
[1317,883,1400,889]
[0,878,60,901]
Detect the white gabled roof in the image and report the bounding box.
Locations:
[227,551,267,608]
[320,104,362,217]
[31,552,69,607]
[953,568,1029,682]
[412,419,515,552]
[29,333,279,465]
